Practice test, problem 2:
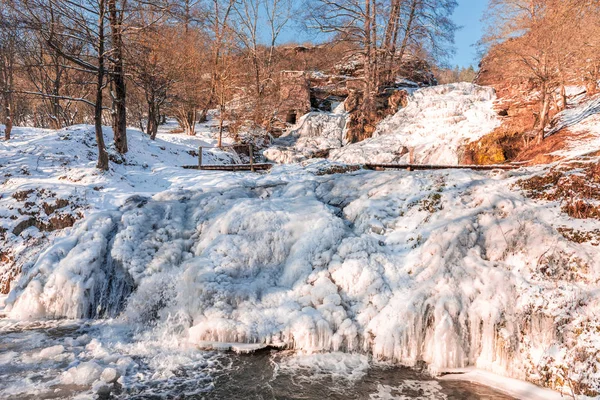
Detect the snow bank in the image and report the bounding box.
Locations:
[330,83,501,165]
[440,368,566,400]
[0,122,240,297]
[546,93,600,138]
[5,165,600,396]
[265,112,347,163]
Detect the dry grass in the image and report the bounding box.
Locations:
[517,161,600,219]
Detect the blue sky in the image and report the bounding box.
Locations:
[451,0,488,68]
[278,0,487,69]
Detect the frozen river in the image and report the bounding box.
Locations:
[0,319,515,399]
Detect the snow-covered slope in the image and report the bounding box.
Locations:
[0,123,239,293]
[546,93,600,138]
[3,150,600,396]
[330,83,501,164]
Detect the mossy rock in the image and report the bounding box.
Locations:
[473,143,506,165]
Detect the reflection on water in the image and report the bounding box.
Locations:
[206,351,515,400]
[0,320,515,400]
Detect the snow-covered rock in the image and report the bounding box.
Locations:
[331,83,501,165]
[265,112,348,163]
[101,367,120,383]
[62,361,103,385]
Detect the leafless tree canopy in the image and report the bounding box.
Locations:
[480,0,600,141]
[0,0,463,169]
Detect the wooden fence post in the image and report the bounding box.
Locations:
[249,144,255,172]
[408,147,414,171]
[198,146,203,170]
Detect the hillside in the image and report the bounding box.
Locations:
[1,97,600,397]
[0,122,238,293]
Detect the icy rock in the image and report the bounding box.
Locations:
[5,166,600,393]
[92,380,112,395]
[101,367,119,383]
[368,219,385,234]
[37,345,65,359]
[265,112,347,163]
[115,356,136,373]
[76,334,91,345]
[331,82,500,165]
[62,361,103,385]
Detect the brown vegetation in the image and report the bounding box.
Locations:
[517,161,600,220]
[478,0,600,151]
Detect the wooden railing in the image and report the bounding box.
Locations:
[183,144,273,172]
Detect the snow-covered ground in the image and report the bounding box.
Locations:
[0,121,243,290]
[546,92,600,138]
[2,100,600,398]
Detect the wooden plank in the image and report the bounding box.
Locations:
[364,163,519,171]
[198,146,203,169]
[183,163,273,171]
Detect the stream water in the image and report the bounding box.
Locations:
[0,319,516,400]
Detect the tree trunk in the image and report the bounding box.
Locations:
[49,61,63,130]
[394,0,417,77]
[95,0,109,170]
[1,38,14,140]
[371,0,378,91]
[218,104,224,147]
[560,84,567,111]
[381,0,401,84]
[186,109,196,135]
[147,100,159,140]
[108,0,128,154]
[363,0,373,108]
[538,86,551,143]
[3,95,12,140]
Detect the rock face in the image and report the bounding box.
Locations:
[278,71,312,125]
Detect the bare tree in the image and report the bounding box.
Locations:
[20,30,86,129]
[128,26,178,139]
[0,2,17,140]
[482,0,590,142]
[307,0,457,107]
[232,0,292,123]
[16,0,112,168]
[108,0,128,153]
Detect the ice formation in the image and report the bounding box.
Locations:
[265,111,348,163]
[330,83,501,164]
[5,166,600,395]
[264,83,500,165]
[3,96,600,397]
